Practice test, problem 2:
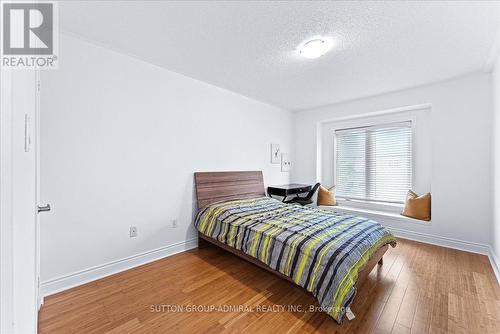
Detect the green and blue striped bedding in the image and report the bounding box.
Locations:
[194,196,396,323]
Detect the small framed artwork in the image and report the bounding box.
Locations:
[281,153,291,172]
[271,144,281,164]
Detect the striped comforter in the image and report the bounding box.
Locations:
[194,196,396,323]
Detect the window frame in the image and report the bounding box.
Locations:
[332,115,417,211]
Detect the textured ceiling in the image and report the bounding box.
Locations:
[60,1,500,111]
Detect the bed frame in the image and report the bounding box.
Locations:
[194,171,387,289]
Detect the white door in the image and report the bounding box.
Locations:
[0,70,40,333]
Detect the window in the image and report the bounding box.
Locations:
[335,121,412,204]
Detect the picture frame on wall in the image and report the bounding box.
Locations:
[271,144,280,164]
[281,153,291,172]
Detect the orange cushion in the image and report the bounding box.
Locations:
[317,185,336,206]
[401,190,431,221]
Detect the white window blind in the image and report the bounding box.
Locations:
[335,121,412,204]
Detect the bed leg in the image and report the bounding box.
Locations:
[378,257,383,265]
[198,235,210,249]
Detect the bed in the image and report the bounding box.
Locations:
[193,171,397,323]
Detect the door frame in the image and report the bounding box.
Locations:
[0,69,14,334]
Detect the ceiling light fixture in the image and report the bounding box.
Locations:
[297,38,333,59]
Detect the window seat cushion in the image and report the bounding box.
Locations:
[318,205,431,225]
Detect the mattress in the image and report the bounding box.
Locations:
[194,196,396,323]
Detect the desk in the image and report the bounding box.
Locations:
[267,184,312,202]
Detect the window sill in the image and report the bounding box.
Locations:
[318,205,431,226]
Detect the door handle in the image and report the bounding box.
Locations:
[37,204,51,213]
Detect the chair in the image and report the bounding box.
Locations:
[285,183,321,206]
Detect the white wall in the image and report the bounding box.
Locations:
[492,44,500,266]
[292,73,493,247]
[39,35,292,292]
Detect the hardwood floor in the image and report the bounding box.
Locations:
[39,239,500,334]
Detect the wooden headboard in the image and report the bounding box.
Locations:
[194,171,265,210]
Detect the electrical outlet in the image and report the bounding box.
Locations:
[171,219,178,228]
[129,226,137,237]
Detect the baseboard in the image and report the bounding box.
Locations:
[37,294,44,311]
[488,247,500,283]
[40,238,198,297]
[39,228,499,297]
[387,226,490,255]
